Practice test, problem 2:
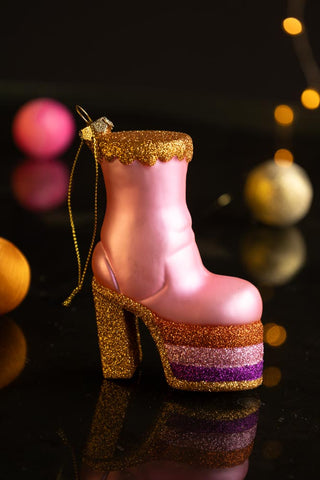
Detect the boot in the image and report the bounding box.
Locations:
[67,109,263,392]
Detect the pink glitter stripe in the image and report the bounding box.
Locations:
[161,425,257,452]
[165,343,263,368]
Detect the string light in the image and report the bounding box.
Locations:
[301,88,320,109]
[282,17,303,35]
[264,322,287,347]
[286,1,320,109]
[274,104,294,125]
[274,1,320,163]
[263,366,282,387]
[274,148,294,166]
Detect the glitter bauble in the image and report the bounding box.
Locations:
[241,227,306,286]
[12,97,75,158]
[0,318,27,389]
[0,238,31,315]
[244,160,313,226]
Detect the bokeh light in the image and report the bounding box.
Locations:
[217,193,232,207]
[274,148,294,166]
[274,105,294,126]
[11,158,69,212]
[263,366,282,387]
[282,17,303,36]
[301,88,320,109]
[264,323,287,347]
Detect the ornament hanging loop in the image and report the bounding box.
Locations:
[76,105,93,125]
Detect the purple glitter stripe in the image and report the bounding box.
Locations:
[170,361,263,382]
[166,410,259,435]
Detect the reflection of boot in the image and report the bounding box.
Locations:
[82,380,260,480]
[71,113,263,392]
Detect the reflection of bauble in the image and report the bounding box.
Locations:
[0,318,27,389]
[0,238,31,315]
[244,160,313,226]
[241,226,306,286]
[11,158,69,212]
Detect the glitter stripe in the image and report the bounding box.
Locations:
[161,425,257,452]
[154,318,263,348]
[153,441,254,469]
[167,410,259,435]
[171,361,263,382]
[165,343,263,368]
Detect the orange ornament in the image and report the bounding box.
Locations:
[0,238,31,315]
[0,318,27,388]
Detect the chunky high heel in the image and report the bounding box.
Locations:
[64,107,264,392]
[94,280,142,379]
[93,277,263,392]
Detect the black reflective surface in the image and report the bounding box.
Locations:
[0,106,319,480]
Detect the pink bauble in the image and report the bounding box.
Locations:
[12,98,75,158]
[11,158,69,212]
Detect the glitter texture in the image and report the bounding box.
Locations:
[167,410,260,434]
[83,130,193,166]
[160,425,257,451]
[170,361,263,383]
[83,380,260,472]
[166,343,263,367]
[92,277,263,392]
[156,318,263,348]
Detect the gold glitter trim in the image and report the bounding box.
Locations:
[92,277,263,392]
[82,130,193,166]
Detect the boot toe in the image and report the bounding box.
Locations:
[221,277,263,325]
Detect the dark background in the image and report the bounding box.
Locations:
[2,0,320,132]
[1,1,319,479]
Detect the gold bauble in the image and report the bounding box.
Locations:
[244,160,313,226]
[0,318,27,389]
[241,226,306,286]
[0,237,31,315]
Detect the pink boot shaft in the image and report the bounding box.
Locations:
[93,158,262,326]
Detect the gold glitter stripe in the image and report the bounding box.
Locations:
[155,318,263,348]
[83,130,193,166]
[166,377,263,392]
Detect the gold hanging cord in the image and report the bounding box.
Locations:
[63,106,99,307]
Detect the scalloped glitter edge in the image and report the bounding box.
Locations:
[82,130,193,166]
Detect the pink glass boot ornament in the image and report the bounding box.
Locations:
[64,106,263,392]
